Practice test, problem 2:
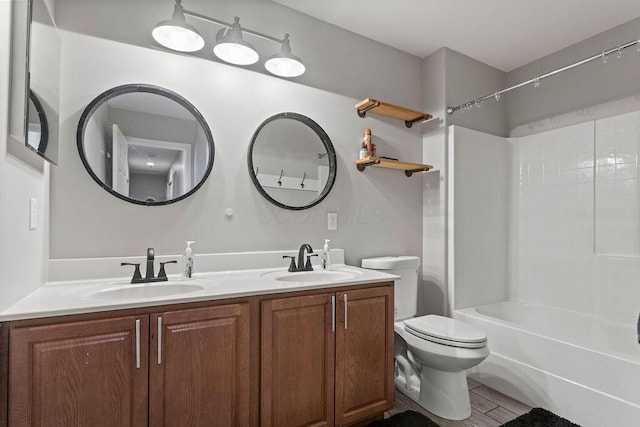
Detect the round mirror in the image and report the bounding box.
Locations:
[77,84,214,205]
[27,90,48,155]
[248,112,337,210]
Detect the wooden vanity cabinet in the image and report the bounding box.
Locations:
[149,303,250,427]
[335,286,395,426]
[9,315,149,427]
[7,302,251,427]
[261,293,336,427]
[261,284,394,427]
[4,281,392,427]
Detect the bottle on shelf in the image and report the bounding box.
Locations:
[364,128,376,157]
[359,142,369,159]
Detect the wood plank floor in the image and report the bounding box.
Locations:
[385,378,532,427]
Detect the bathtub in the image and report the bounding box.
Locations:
[455,301,640,427]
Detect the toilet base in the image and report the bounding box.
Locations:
[396,366,471,420]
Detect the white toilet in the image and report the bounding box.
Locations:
[361,256,489,420]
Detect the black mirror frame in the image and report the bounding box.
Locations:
[247,112,337,211]
[28,89,48,155]
[76,84,215,206]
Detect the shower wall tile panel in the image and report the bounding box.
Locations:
[449,126,510,310]
[594,110,640,257]
[510,122,596,314]
[509,111,640,326]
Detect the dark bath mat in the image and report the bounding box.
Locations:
[367,410,439,427]
[501,407,581,427]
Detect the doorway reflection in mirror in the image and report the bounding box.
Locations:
[78,85,214,205]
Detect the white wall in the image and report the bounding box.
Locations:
[50,31,423,266]
[83,101,109,182]
[449,126,510,310]
[0,2,49,311]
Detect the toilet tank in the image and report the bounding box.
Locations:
[361,256,420,321]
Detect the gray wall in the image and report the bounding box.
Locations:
[421,48,448,316]
[129,172,167,202]
[51,30,423,266]
[420,47,507,316]
[444,49,507,137]
[54,0,424,109]
[507,16,640,134]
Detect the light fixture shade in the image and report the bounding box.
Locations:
[265,34,305,77]
[152,1,204,52]
[213,18,259,65]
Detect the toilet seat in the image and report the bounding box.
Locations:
[404,315,487,349]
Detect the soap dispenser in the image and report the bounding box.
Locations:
[183,241,195,278]
[321,239,332,270]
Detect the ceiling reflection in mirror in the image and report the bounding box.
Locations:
[248,112,336,210]
[77,85,215,205]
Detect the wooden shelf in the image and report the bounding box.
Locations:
[355,157,433,177]
[355,98,433,128]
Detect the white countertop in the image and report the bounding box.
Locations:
[0,264,398,321]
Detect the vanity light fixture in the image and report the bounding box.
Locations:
[213,17,259,66]
[151,0,204,52]
[152,0,305,77]
[264,34,306,78]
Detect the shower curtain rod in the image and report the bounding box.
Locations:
[446,38,640,115]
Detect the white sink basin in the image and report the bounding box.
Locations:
[85,282,205,301]
[261,268,363,283]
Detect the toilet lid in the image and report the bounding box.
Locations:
[404,315,487,349]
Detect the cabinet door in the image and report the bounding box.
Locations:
[149,303,250,427]
[9,315,148,427]
[261,293,335,427]
[335,286,394,425]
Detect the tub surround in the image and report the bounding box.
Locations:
[456,301,640,427]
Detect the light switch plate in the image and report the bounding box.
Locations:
[328,212,337,230]
[29,197,37,230]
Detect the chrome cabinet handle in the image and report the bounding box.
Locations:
[344,294,348,330]
[331,296,336,332]
[135,319,141,369]
[157,316,163,365]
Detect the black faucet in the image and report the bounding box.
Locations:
[146,248,155,280]
[121,248,177,284]
[283,244,317,272]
